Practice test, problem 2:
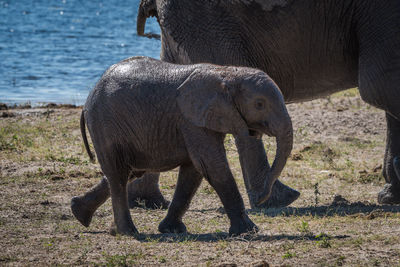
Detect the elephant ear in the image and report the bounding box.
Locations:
[177,69,249,136]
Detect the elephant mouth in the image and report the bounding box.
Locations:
[249,125,273,138]
[249,128,269,139]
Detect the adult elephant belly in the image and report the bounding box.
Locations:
[283,65,359,103]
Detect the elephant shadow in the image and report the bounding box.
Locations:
[80,230,349,243]
[247,202,400,217]
[82,202,399,242]
[135,232,350,243]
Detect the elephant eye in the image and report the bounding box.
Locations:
[255,100,265,110]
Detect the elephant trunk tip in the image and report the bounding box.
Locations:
[256,179,274,206]
[256,123,293,206]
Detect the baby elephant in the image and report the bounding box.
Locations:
[73,56,293,236]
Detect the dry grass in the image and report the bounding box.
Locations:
[1,89,399,266]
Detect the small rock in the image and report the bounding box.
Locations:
[42,109,54,117]
[1,112,15,118]
[59,104,76,109]
[19,103,31,109]
[40,200,50,206]
[250,261,270,267]
[300,145,312,152]
[0,103,8,110]
[331,194,349,206]
[51,175,64,181]
[323,147,335,157]
[45,103,58,108]
[373,164,382,173]
[291,153,303,161]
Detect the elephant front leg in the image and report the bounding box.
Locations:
[158,163,203,234]
[378,113,400,204]
[205,165,258,236]
[127,173,170,209]
[235,135,300,209]
[183,130,258,235]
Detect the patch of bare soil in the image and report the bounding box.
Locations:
[0,92,399,266]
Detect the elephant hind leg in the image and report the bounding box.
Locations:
[107,170,139,236]
[71,176,110,227]
[98,147,139,236]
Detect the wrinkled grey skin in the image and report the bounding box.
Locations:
[137,0,400,205]
[72,57,293,236]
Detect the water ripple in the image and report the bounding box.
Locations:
[0,0,161,105]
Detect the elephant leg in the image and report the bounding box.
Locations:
[127,173,170,209]
[205,165,258,236]
[71,176,110,227]
[357,8,400,204]
[106,170,138,236]
[158,163,203,233]
[182,130,258,235]
[235,136,300,209]
[378,113,400,204]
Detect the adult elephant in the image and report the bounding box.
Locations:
[132,0,400,207]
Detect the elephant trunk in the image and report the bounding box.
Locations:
[137,4,147,37]
[256,118,293,206]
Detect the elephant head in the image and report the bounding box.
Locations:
[176,67,293,205]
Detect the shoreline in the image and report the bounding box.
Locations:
[0,102,82,110]
[0,102,82,118]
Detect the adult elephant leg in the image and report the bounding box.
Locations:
[357,10,400,204]
[127,173,170,209]
[378,113,400,204]
[235,135,300,209]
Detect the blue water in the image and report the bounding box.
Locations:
[0,0,161,105]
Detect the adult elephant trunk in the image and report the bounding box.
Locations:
[255,119,293,206]
[137,4,147,37]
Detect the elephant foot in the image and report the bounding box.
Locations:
[378,184,400,205]
[158,218,187,234]
[250,180,300,209]
[229,214,258,236]
[71,196,95,227]
[127,176,170,209]
[109,222,139,236]
[128,194,170,209]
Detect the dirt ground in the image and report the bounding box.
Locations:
[0,89,399,266]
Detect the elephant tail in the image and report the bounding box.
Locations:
[80,111,95,163]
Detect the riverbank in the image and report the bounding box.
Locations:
[1,89,399,266]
